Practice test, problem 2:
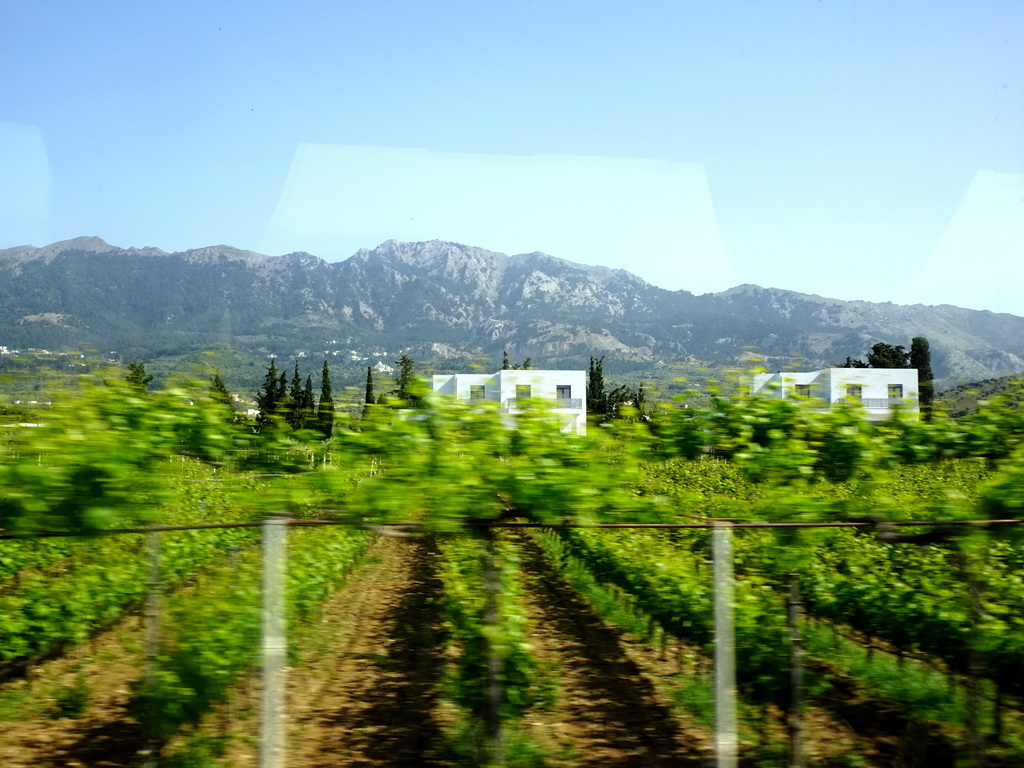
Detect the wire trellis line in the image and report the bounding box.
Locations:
[2,517,1021,540]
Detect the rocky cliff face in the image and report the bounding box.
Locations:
[2,237,1023,383]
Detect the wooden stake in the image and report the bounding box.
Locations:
[713,520,737,768]
[260,514,289,768]
[141,530,162,768]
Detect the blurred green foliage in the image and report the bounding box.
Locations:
[3,371,1024,532]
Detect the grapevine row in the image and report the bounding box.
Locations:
[436,532,547,764]
[136,523,371,744]
[541,526,792,706]
[0,509,260,664]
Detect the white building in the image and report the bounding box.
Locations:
[432,369,587,435]
[747,368,919,421]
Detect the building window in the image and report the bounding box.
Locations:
[470,385,485,400]
[515,384,531,400]
[794,384,811,398]
[556,385,571,399]
[846,384,862,399]
[888,384,903,399]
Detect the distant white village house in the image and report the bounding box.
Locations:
[747,368,919,421]
[432,369,587,435]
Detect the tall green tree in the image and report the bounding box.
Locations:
[502,350,511,370]
[318,358,335,438]
[256,358,281,425]
[125,361,154,391]
[393,354,420,406]
[587,356,607,417]
[362,366,374,419]
[284,362,304,429]
[911,336,935,420]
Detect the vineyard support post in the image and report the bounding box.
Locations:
[713,520,738,768]
[787,573,804,768]
[142,530,162,768]
[260,514,289,768]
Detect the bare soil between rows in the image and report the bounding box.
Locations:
[510,531,710,767]
[0,614,148,768]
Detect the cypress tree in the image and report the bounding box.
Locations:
[317,358,335,438]
[256,358,280,425]
[587,356,607,417]
[911,336,935,420]
[284,362,303,429]
[363,366,374,418]
[394,354,418,405]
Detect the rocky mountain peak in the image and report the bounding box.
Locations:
[39,235,114,256]
[361,239,509,271]
[0,235,118,270]
[180,245,272,265]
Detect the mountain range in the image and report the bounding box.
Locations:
[2,236,1023,388]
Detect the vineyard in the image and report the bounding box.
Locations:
[2,374,1024,767]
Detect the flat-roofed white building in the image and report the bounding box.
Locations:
[747,368,919,421]
[432,369,587,435]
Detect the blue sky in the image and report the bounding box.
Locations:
[2,1,1022,314]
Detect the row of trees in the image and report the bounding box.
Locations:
[137,335,937,435]
[255,358,334,437]
[120,358,337,437]
[838,336,935,418]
